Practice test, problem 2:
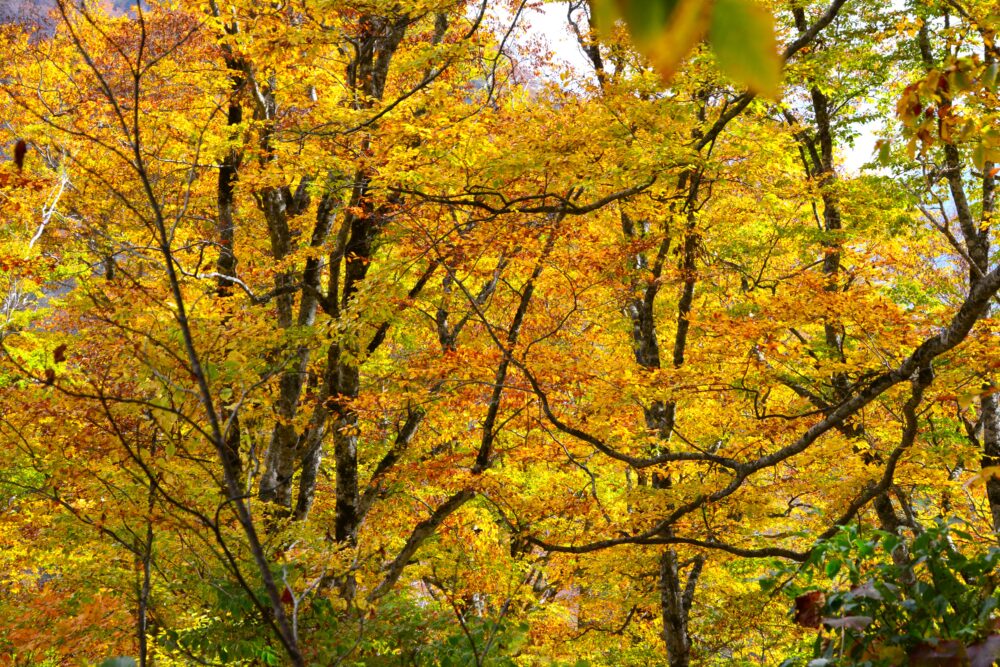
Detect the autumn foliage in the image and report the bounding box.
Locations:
[1,0,1000,665]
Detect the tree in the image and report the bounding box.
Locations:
[1,0,1000,665]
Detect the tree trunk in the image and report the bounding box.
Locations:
[660,549,704,667]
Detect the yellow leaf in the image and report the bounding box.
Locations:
[593,0,711,81]
[709,0,782,98]
[964,466,1000,488]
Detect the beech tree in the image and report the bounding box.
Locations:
[1,0,1000,665]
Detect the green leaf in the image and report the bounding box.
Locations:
[878,140,892,165]
[614,0,681,44]
[594,0,711,81]
[709,0,781,98]
[984,62,999,92]
[950,66,973,92]
[958,392,978,410]
[973,142,986,170]
[882,533,901,554]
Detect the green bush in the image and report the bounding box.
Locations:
[770,519,1000,666]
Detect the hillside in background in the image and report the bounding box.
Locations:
[1,0,136,23]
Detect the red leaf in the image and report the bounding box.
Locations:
[281,587,293,604]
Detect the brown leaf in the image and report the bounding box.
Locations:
[849,580,883,600]
[53,344,68,364]
[823,615,873,630]
[43,368,55,386]
[13,139,26,171]
[793,590,825,628]
[908,640,967,666]
[967,635,1000,667]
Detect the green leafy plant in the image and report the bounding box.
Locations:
[772,520,1000,666]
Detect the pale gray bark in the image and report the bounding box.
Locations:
[659,550,703,667]
[368,489,475,601]
[873,492,917,588]
[268,14,411,528]
[621,174,701,661]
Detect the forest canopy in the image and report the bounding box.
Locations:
[2,0,1000,665]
